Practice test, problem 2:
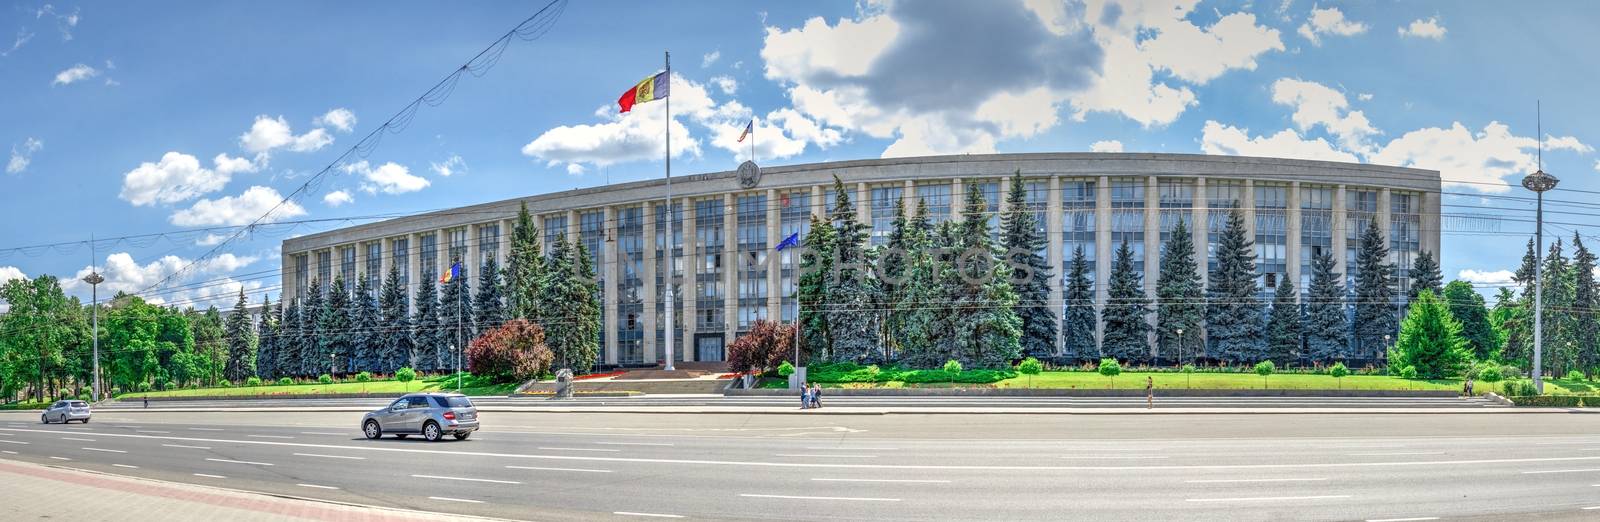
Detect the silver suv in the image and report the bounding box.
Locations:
[42,400,91,424]
[361,393,478,442]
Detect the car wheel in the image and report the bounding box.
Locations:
[82,418,89,424]
[422,421,442,442]
[41,414,48,424]
[452,431,471,440]
[363,420,382,440]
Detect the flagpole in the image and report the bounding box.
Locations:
[663,50,676,372]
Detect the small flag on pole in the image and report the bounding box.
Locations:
[618,71,670,113]
[738,119,753,143]
[775,232,800,251]
[439,262,461,283]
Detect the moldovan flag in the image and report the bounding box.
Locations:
[738,119,753,142]
[618,71,669,113]
[439,262,461,284]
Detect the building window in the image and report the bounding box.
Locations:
[1206,180,1245,273]
[448,227,468,267]
[1158,178,1194,244]
[294,253,309,299]
[580,210,606,356]
[617,206,644,365]
[1392,192,1421,303]
[695,199,724,332]
[419,233,438,279]
[737,195,768,329]
[869,185,903,247]
[543,215,568,253]
[1346,189,1378,288]
[974,180,1000,238]
[654,202,685,362]
[1299,186,1333,290]
[1024,180,1049,252]
[1110,178,1144,277]
[478,224,499,271]
[916,183,952,225]
[315,250,331,291]
[339,246,357,289]
[1061,178,1096,298]
[392,238,409,307]
[779,191,810,322]
[1255,184,1288,292]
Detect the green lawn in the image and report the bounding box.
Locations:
[117,374,519,399]
[804,371,1594,394]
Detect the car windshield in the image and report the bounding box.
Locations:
[432,396,472,408]
[70,401,87,408]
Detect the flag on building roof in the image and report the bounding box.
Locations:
[617,71,669,113]
[775,232,800,251]
[439,262,461,284]
[738,119,753,143]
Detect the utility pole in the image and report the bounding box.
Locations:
[1522,102,1558,394]
[83,236,104,402]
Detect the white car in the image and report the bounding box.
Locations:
[42,400,91,424]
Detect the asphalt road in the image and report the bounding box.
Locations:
[94,394,1503,410]
[4,409,1600,521]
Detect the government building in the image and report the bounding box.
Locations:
[280,153,1442,366]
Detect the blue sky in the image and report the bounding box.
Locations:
[2,0,1598,308]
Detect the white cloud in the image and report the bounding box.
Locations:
[710,107,845,162]
[1270,78,1378,153]
[51,63,98,86]
[343,160,429,195]
[119,151,261,206]
[1398,17,1446,40]
[701,50,720,68]
[61,252,262,308]
[323,190,353,207]
[1297,6,1367,45]
[1090,139,1123,152]
[314,108,357,133]
[565,163,585,175]
[0,266,26,284]
[429,154,466,177]
[1370,122,1587,192]
[1458,269,1515,287]
[1358,93,1373,101]
[711,75,738,95]
[169,185,306,227]
[521,74,710,167]
[1199,120,1360,163]
[7,137,43,174]
[238,115,334,154]
[2,29,33,57]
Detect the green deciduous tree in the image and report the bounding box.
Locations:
[1389,290,1473,379]
[1443,280,1498,361]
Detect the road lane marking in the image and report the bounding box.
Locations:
[410,474,520,484]
[1348,452,1445,456]
[427,496,482,504]
[1584,506,1600,510]
[538,447,620,452]
[1366,518,1439,522]
[206,458,273,466]
[296,483,340,490]
[300,432,343,436]
[49,456,71,460]
[805,447,897,451]
[506,465,612,473]
[1,450,16,454]
[1522,468,1600,474]
[162,444,211,450]
[247,435,294,439]
[614,512,684,518]
[193,473,225,479]
[135,430,170,434]
[774,454,877,458]
[740,493,900,502]
[187,428,224,432]
[112,464,138,469]
[293,453,366,460]
[811,478,950,483]
[61,437,95,442]
[1187,495,1351,502]
[82,447,126,453]
[1186,478,1327,483]
[595,442,673,447]
[1059,455,1168,460]
[0,440,29,445]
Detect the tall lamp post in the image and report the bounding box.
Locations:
[83,270,104,402]
[1176,328,1185,367]
[1523,167,1558,393]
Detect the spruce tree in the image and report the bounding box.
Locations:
[474,257,507,332]
[277,299,299,378]
[412,272,442,371]
[1000,175,1056,358]
[1206,207,1265,363]
[1352,220,1396,361]
[1389,290,1472,379]
[825,176,882,363]
[1063,246,1097,358]
[1540,238,1576,375]
[566,241,603,371]
[1443,280,1497,361]
[1408,250,1442,300]
[1513,238,1539,299]
[350,276,380,373]
[255,295,277,379]
[377,264,413,373]
[223,288,257,382]
[1101,240,1149,362]
[1490,287,1523,365]
[896,209,949,367]
[1304,251,1348,363]
[1156,218,1203,363]
[879,198,911,360]
[506,202,546,324]
[1571,233,1598,379]
[319,276,353,376]
[1264,279,1302,365]
[299,278,324,376]
[541,236,602,371]
[797,213,836,361]
[944,183,1020,367]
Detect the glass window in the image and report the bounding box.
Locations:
[478,224,499,270]
[406,396,428,408]
[975,181,1001,238]
[617,206,644,364]
[1110,178,1144,277]
[1207,180,1244,273]
[654,202,685,362]
[316,250,331,290]
[1392,192,1421,303]
[695,199,724,332]
[916,183,953,225]
[1299,186,1333,289]
[339,246,357,287]
[1255,184,1288,293]
[737,195,768,330]
[365,241,382,292]
[779,191,810,322]
[869,185,903,247]
[294,253,309,298]
[580,210,606,356]
[419,234,437,278]
[543,215,568,252]
[448,227,468,266]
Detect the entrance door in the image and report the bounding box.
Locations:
[695,334,725,362]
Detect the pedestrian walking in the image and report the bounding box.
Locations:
[1145,376,1154,409]
[143,396,148,409]
[811,383,823,409]
[800,383,811,410]
[1465,377,1475,397]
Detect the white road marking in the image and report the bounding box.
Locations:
[187,428,224,432]
[162,444,211,450]
[1366,517,1439,522]
[61,437,95,442]
[82,447,126,453]
[805,447,897,451]
[811,478,950,483]
[506,465,612,473]
[246,435,293,439]
[427,496,482,504]
[1348,452,1445,456]
[1186,478,1327,483]
[1187,495,1351,502]
[595,442,674,447]
[296,483,340,490]
[740,493,900,502]
[410,474,521,484]
[205,458,273,466]
[293,453,365,460]
[538,447,620,452]
[774,454,877,458]
[1584,506,1600,510]
[49,456,71,460]
[193,473,225,479]
[1,450,16,454]
[613,512,684,518]
[135,430,170,434]
[1059,455,1169,460]
[299,432,342,436]
[0,440,29,445]
[112,464,138,469]
[1523,468,1600,474]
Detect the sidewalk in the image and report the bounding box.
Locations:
[0,458,509,522]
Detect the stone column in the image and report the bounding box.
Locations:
[435,229,449,282]
[766,188,781,322]
[999,175,1012,213]
[723,193,739,346]
[1421,190,1441,258]
[1332,185,1348,277]
[281,252,297,304]
[811,185,824,218]
[1094,176,1112,350]
[856,182,869,225]
[406,232,421,314]
[1378,187,1393,245]
[1047,176,1064,355]
[1143,176,1160,360]
[566,210,579,244]
[902,180,916,216]
[952,178,965,214]
[378,237,392,295]
[1287,182,1303,297]
[642,201,658,364]
[682,197,698,362]
[1242,179,1256,238]
[468,225,482,292]
[499,218,512,268]
[1192,177,1208,288]
[603,206,619,365]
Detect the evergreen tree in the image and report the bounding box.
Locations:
[1101,241,1150,362]
[1408,250,1442,300]
[1352,220,1397,361]
[506,202,546,324]
[319,276,353,377]
[878,198,911,360]
[566,241,603,371]
[1513,238,1539,298]
[1490,287,1522,364]
[439,265,474,366]
[1571,233,1598,379]
[1156,218,1204,363]
[412,272,442,371]
[1303,251,1348,362]
[223,288,257,382]
[1540,238,1576,376]
[191,306,226,386]
[277,300,300,378]
[474,257,507,332]
[377,264,413,373]
[298,279,324,376]
[797,213,836,361]
[825,176,882,363]
[896,209,951,367]
[1063,246,1097,358]
[1442,280,1497,362]
[350,276,380,373]
[1000,174,1056,358]
[256,295,277,379]
[541,236,602,371]
[1389,290,1472,379]
[1206,207,1265,363]
[1264,279,1302,365]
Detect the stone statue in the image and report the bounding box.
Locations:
[554,368,574,399]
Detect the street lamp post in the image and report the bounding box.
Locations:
[83,270,104,402]
[1176,328,1185,368]
[1523,167,1558,393]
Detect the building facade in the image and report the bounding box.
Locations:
[281,153,1441,366]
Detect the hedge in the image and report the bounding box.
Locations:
[804,362,1016,384]
[1510,395,1591,407]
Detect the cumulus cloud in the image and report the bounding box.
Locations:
[238,115,334,154]
[7,137,43,174]
[1457,269,1515,288]
[0,266,26,284]
[1200,120,1359,163]
[711,107,845,162]
[323,190,353,207]
[1089,139,1123,152]
[1398,17,1446,40]
[521,74,710,167]
[51,63,98,86]
[314,108,357,133]
[711,75,738,95]
[429,154,466,177]
[1369,122,1587,192]
[565,163,585,175]
[344,160,429,195]
[1297,6,1367,45]
[1270,78,1378,153]
[61,252,262,309]
[119,151,262,206]
[169,185,306,227]
[701,50,720,68]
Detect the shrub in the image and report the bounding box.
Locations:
[218,379,233,388]
[1254,361,1275,388]
[726,320,798,375]
[1502,379,1538,397]
[777,361,795,378]
[1477,365,1503,383]
[152,377,169,391]
[1511,395,1587,407]
[136,382,151,392]
[1017,357,1043,388]
[245,376,262,387]
[1399,365,1418,379]
[466,318,555,382]
[277,377,293,386]
[943,360,963,374]
[109,386,122,397]
[318,374,333,384]
[395,367,417,384]
[1499,365,1524,380]
[356,371,372,383]
[1180,363,1196,388]
[1566,370,1585,381]
[1098,358,1121,388]
[77,393,91,401]
[1329,362,1349,389]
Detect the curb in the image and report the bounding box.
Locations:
[726,388,1466,398]
[72,406,1591,415]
